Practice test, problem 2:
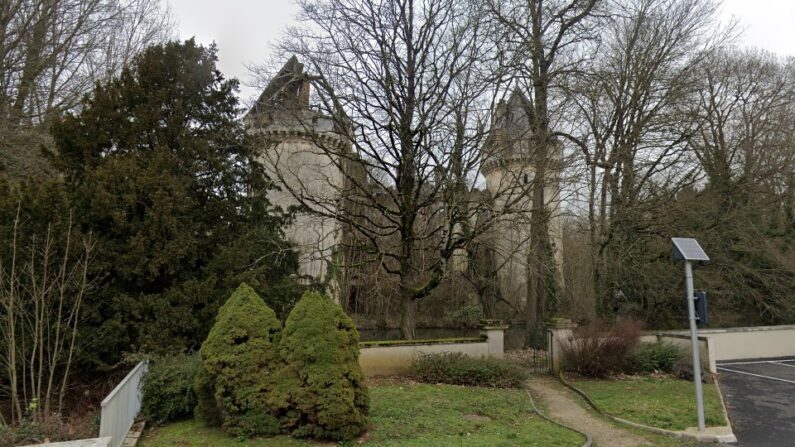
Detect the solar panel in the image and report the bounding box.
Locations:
[671,237,710,261]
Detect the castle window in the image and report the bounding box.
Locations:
[523,174,529,184]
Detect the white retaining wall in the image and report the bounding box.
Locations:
[360,341,490,376]
[660,325,795,362]
[359,326,507,376]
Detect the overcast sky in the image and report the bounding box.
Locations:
[167,0,795,101]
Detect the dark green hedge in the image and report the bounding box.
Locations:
[141,354,201,424]
[626,341,682,374]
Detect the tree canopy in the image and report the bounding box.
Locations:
[45,39,300,367]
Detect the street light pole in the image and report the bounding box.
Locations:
[685,260,706,432]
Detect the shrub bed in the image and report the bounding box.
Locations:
[412,352,529,388]
[141,354,201,424]
[626,341,682,374]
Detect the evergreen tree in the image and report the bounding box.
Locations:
[272,291,369,441]
[198,283,283,437]
[50,39,299,366]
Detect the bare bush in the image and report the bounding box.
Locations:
[559,319,643,377]
[0,206,96,424]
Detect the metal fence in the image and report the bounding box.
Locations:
[99,361,148,447]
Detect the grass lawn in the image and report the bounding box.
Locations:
[568,375,726,431]
[140,383,585,447]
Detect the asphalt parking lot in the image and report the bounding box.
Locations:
[717,358,795,446]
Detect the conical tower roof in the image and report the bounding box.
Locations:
[248,55,311,118]
[481,89,534,174]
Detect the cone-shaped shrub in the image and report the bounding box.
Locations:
[272,291,369,441]
[197,283,282,437]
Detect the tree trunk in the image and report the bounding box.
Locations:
[399,290,417,340]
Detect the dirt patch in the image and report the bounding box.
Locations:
[363,375,420,386]
[462,414,492,422]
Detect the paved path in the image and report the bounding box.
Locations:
[526,377,652,447]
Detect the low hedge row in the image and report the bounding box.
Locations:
[413,352,529,388]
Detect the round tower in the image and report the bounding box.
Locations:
[481,90,564,312]
[245,57,347,301]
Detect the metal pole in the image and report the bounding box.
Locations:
[685,261,706,432]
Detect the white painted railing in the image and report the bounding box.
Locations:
[99,361,148,447]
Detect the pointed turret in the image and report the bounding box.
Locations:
[482,89,534,175]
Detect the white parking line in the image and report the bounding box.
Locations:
[717,366,795,385]
[718,359,795,366]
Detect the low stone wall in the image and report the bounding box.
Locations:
[358,324,507,377]
[549,323,795,374]
[548,322,717,373]
[659,324,795,362]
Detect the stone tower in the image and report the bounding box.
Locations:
[481,90,564,310]
[245,57,347,299]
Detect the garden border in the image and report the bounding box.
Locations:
[557,374,737,444]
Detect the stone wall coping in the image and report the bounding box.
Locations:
[654,333,711,341]
[655,324,795,334]
[359,337,486,348]
[547,322,577,330]
[479,324,510,331]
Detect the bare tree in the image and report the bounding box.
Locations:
[250,0,543,339]
[680,49,795,321]
[486,0,598,340]
[560,0,731,315]
[688,48,793,197]
[0,0,174,178]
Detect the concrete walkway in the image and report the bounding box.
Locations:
[527,377,653,447]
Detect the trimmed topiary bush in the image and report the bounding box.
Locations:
[627,341,682,374]
[141,354,201,424]
[272,290,369,441]
[196,283,283,437]
[413,352,529,388]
